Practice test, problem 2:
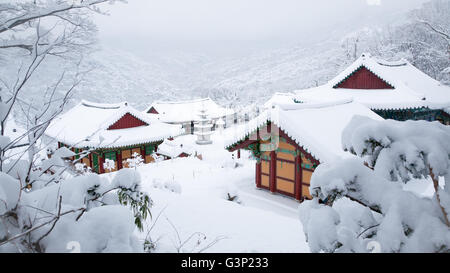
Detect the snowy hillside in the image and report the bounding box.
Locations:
[3,0,448,118]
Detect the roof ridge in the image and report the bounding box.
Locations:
[278,98,354,111]
[101,105,153,131]
[153,97,211,105]
[80,99,127,109]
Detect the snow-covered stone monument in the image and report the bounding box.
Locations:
[195,105,213,145]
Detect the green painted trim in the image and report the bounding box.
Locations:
[276,148,297,156]
[104,151,117,161]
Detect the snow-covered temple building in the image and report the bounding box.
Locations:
[46,100,182,173]
[156,138,193,160]
[226,99,382,201]
[289,53,450,124]
[145,98,235,134]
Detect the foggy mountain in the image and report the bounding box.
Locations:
[5,0,449,118]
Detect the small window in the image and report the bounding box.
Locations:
[105,151,117,161]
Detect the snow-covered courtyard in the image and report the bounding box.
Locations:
[102,130,310,253]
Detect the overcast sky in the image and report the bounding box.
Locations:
[94,0,428,57]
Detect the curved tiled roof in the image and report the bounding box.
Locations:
[46,100,182,149]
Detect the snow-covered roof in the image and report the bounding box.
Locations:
[294,53,450,110]
[226,99,383,163]
[156,138,193,158]
[264,92,297,109]
[46,100,182,149]
[145,98,235,123]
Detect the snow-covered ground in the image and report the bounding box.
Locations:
[102,127,310,253]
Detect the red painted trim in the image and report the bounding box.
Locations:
[88,153,92,169]
[228,121,321,202]
[275,157,295,164]
[295,154,302,201]
[117,150,123,170]
[256,161,262,188]
[277,128,320,165]
[99,154,104,174]
[276,189,296,198]
[270,151,276,193]
[108,113,148,130]
[276,176,295,183]
[228,139,258,152]
[228,123,320,166]
[254,123,320,165]
[237,149,241,159]
[335,66,394,89]
[147,107,159,114]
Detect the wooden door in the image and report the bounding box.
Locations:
[302,169,313,200]
[122,148,142,168]
[260,152,271,189]
[121,149,131,168]
[131,148,141,157]
[276,159,295,196]
[275,141,296,196]
[81,157,91,168]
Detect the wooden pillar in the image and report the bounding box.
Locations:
[88,153,92,169]
[237,149,241,159]
[270,151,276,193]
[98,153,105,174]
[117,150,123,170]
[295,153,302,201]
[256,160,262,188]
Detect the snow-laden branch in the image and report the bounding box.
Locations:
[417,19,450,44]
[299,117,450,253]
[0,0,124,34]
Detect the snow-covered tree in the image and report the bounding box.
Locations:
[125,152,144,169]
[0,0,154,253]
[299,117,450,253]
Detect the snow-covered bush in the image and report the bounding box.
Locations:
[75,162,92,175]
[103,159,116,172]
[151,153,165,163]
[299,117,450,253]
[126,152,144,169]
[112,168,152,231]
[0,0,152,253]
[0,151,152,252]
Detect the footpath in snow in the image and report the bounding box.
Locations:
[103,128,310,253]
